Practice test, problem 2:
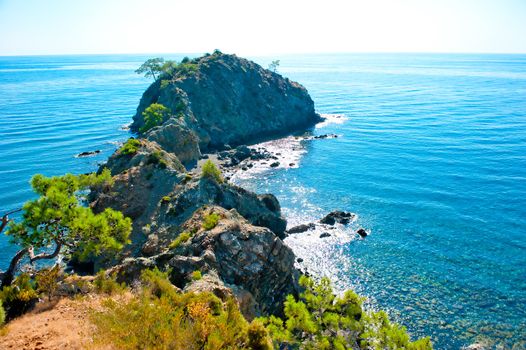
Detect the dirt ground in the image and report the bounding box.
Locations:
[0,295,108,350]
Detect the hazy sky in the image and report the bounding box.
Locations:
[1,0,525,56]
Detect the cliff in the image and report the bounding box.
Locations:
[130,52,322,168]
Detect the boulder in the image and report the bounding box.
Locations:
[320,211,356,225]
[356,228,368,238]
[287,223,316,234]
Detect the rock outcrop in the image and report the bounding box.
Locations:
[131,52,322,168]
[110,206,297,318]
[85,52,323,318]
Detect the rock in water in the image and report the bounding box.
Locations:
[131,53,322,168]
[287,223,316,234]
[356,228,368,238]
[320,210,356,225]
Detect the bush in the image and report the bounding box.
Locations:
[0,300,5,327]
[0,273,38,319]
[93,271,126,295]
[120,138,141,155]
[140,103,171,133]
[161,196,171,204]
[35,265,61,301]
[91,271,255,350]
[247,319,273,350]
[140,268,175,298]
[191,270,202,281]
[147,150,169,168]
[169,231,192,249]
[202,212,220,231]
[259,275,432,350]
[201,160,223,183]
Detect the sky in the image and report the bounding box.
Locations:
[0,0,525,56]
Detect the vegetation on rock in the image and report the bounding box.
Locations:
[201,159,223,183]
[119,138,141,155]
[91,268,266,350]
[202,212,220,230]
[139,103,171,133]
[259,276,432,349]
[135,57,165,80]
[169,231,192,249]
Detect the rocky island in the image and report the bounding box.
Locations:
[0,52,432,349]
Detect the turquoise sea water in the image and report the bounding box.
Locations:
[1,54,525,348]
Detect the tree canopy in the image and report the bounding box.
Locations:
[140,103,171,133]
[1,170,131,287]
[135,57,165,80]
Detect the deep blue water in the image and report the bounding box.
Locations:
[1,53,525,349]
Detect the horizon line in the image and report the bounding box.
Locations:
[1,50,526,58]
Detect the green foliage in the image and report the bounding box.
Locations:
[161,196,171,203]
[120,138,141,155]
[268,60,280,73]
[201,160,223,183]
[5,173,131,265]
[202,212,220,231]
[247,319,273,350]
[140,103,171,133]
[213,49,222,55]
[147,150,169,168]
[175,100,187,112]
[0,273,38,319]
[169,231,192,249]
[191,270,202,281]
[135,57,165,80]
[260,276,432,350]
[91,269,262,350]
[0,300,5,327]
[93,271,126,295]
[140,268,175,298]
[35,265,61,301]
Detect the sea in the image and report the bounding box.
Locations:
[0,53,525,349]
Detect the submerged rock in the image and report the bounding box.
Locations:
[76,150,101,157]
[319,232,331,238]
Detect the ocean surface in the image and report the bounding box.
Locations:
[1,53,525,349]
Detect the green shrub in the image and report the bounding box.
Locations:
[202,212,220,230]
[201,160,223,183]
[248,319,273,350]
[93,271,126,295]
[0,300,5,327]
[147,150,169,168]
[259,275,432,350]
[191,270,202,281]
[161,196,171,204]
[169,231,192,249]
[120,138,141,155]
[140,268,175,298]
[175,100,187,112]
[0,273,38,319]
[140,103,171,133]
[91,273,252,349]
[35,265,61,301]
